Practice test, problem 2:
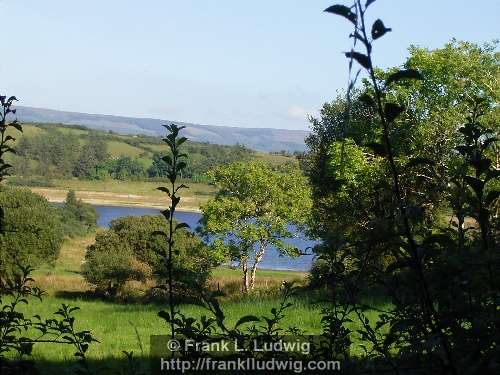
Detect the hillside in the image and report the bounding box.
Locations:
[16,106,309,152]
[7,123,298,182]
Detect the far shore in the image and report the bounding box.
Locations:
[30,187,202,213]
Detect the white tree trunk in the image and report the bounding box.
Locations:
[250,242,267,290]
[242,257,249,293]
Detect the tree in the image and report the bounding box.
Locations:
[59,190,97,237]
[312,2,499,373]
[107,156,147,180]
[200,161,311,292]
[82,231,149,297]
[0,187,63,277]
[87,215,217,297]
[73,136,109,179]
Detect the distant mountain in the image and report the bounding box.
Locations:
[16,106,309,152]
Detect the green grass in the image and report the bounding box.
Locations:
[8,235,384,373]
[19,295,325,362]
[106,141,147,158]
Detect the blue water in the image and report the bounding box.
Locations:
[94,205,317,272]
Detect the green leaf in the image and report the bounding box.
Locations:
[324,5,357,24]
[384,102,403,122]
[386,69,423,85]
[345,51,371,69]
[235,315,260,328]
[371,19,391,40]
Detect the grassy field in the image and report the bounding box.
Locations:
[19,235,317,371]
[17,234,381,373]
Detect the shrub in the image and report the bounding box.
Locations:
[83,215,218,298]
[0,187,63,276]
[58,190,98,237]
[82,231,151,297]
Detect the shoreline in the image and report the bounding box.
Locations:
[30,187,202,213]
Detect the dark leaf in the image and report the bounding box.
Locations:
[157,186,171,196]
[482,137,497,151]
[486,169,499,182]
[235,315,260,328]
[366,0,376,7]
[345,51,371,69]
[464,176,484,197]
[371,19,391,40]
[324,5,357,24]
[175,222,190,231]
[176,161,187,171]
[9,122,23,132]
[359,93,375,107]
[384,102,403,122]
[366,142,386,157]
[176,137,188,147]
[386,69,423,85]
[477,158,492,175]
[455,145,470,155]
[405,157,435,169]
[161,155,173,166]
[485,190,499,206]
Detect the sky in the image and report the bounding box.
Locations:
[1,0,498,130]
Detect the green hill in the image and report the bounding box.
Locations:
[7,122,299,184]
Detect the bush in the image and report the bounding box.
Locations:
[5,176,56,188]
[83,215,218,298]
[0,187,64,276]
[58,190,97,237]
[82,231,151,297]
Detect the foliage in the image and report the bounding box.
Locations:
[308,1,500,374]
[0,186,64,278]
[0,265,98,374]
[106,156,148,181]
[148,142,254,181]
[16,128,81,177]
[1,96,96,374]
[82,231,149,297]
[109,215,216,290]
[73,136,110,179]
[59,190,98,238]
[11,123,261,183]
[154,123,191,343]
[200,161,312,292]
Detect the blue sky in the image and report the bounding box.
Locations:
[1,0,498,130]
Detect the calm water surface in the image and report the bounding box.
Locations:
[94,205,317,272]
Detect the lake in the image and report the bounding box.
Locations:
[94,205,317,272]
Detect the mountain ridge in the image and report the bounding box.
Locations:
[15,106,309,152]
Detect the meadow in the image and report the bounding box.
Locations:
[21,235,381,373]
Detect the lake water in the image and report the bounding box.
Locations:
[94,205,317,272]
